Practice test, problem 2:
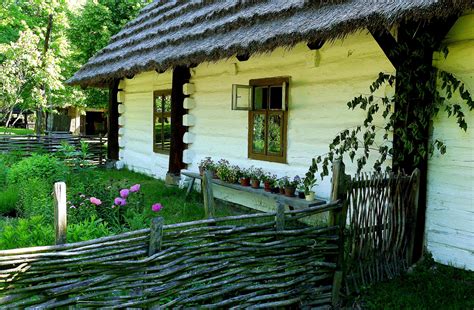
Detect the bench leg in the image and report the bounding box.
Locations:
[185,177,196,198]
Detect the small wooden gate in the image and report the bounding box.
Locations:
[341,164,420,293]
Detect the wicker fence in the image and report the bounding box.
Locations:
[344,168,420,293]
[0,134,106,165]
[0,201,344,309]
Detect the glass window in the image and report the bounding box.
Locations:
[248,78,288,163]
[153,91,172,154]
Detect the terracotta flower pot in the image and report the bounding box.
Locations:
[240,177,250,186]
[264,181,272,192]
[251,179,260,189]
[284,186,296,197]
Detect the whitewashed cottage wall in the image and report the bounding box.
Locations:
[118,71,172,178]
[427,12,474,270]
[119,31,393,211]
[184,32,393,210]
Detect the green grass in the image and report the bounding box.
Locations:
[0,126,34,135]
[353,256,474,309]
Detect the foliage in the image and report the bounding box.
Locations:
[0,187,18,216]
[0,126,34,135]
[310,47,473,179]
[7,154,68,185]
[303,160,318,194]
[216,160,240,183]
[354,255,474,309]
[279,175,301,188]
[16,178,54,221]
[248,166,264,181]
[57,141,94,169]
[67,216,112,242]
[0,216,54,249]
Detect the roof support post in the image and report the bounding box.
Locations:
[168,66,191,177]
[368,26,400,70]
[107,79,120,161]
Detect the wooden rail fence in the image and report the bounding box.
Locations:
[0,134,106,165]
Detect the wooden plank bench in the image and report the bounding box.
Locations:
[182,170,326,211]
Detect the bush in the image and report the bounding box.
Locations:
[0,158,8,187]
[0,187,19,216]
[7,154,69,185]
[16,179,54,221]
[0,216,54,249]
[67,216,112,243]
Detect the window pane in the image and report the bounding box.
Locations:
[254,87,268,110]
[269,86,282,110]
[252,113,266,154]
[268,113,282,155]
[163,114,171,150]
[163,95,172,113]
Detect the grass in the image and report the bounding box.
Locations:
[0,126,34,135]
[353,256,474,309]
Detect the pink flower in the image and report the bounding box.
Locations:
[130,184,141,192]
[114,197,127,206]
[120,189,130,198]
[151,203,163,212]
[90,197,102,206]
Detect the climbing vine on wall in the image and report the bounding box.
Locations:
[310,49,473,179]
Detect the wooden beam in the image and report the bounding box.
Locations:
[168,66,190,175]
[369,26,400,69]
[107,79,120,161]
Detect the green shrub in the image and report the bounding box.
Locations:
[67,216,112,243]
[0,158,8,187]
[0,216,54,249]
[7,154,69,185]
[0,187,19,216]
[16,179,54,221]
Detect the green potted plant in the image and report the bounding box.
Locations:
[249,166,264,189]
[262,173,277,192]
[297,181,306,199]
[303,161,318,201]
[278,177,287,194]
[216,159,231,182]
[281,175,300,197]
[198,157,216,177]
[239,168,250,186]
[227,165,241,184]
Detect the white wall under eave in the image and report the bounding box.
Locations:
[119,71,173,179]
[427,12,474,270]
[186,31,393,211]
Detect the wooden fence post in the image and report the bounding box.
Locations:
[54,182,67,245]
[202,170,215,218]
[329,159,349,307]
[407,168,421,265]
[275,202,285,231]
[149,217,164,255]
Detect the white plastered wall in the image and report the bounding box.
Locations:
[426,12,474,270]
[184,31,393,210]
[118,71,172,178]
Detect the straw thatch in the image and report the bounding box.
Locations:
[67,0,472,87]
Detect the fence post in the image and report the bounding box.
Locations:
[54,182,67,245]
[202,170,215,218]
[99,133,103,165]
[329,159,349,307]
[407,168,421,265]
[149,217,164,255]
[275,202,285,231]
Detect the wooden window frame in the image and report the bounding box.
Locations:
[248,77,289,163]
[153,90,172,154]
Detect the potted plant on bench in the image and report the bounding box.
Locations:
[199,157,216,177]
[239,168,250,186]
[249,166,264,189]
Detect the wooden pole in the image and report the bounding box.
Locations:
[329,159,349,307]
[275,202,285,231]
[54,182,67,245]
[149,217,164,255]
[107,79,120,161]
[168,66,190,176]
[202,170,215,218]
[407,168,421,265]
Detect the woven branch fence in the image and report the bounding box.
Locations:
[0,201,344,309]
[344,168,420,293]
[0,134,106,165]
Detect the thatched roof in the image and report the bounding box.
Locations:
[68,0,472,88]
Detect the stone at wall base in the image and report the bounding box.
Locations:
[165,173,181,186]
[105,159,118,169]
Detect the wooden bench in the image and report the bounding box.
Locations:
[182,170,326,212]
